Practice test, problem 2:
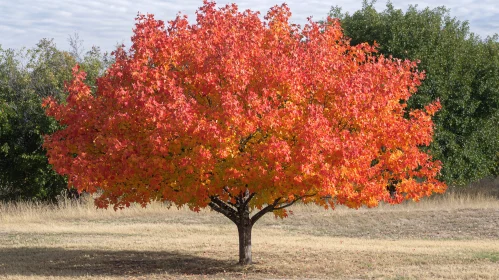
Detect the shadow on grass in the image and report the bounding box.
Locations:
[0,247,244,277]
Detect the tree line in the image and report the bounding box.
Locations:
[0,1,498,202]
[0,38,111,201]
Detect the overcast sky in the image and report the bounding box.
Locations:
[1,0,497,54]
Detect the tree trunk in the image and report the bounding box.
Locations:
[237,222,252,265]
[208,191,280,266]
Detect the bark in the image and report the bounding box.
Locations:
[209,191,255,265]
[237,211,253,265]
[208,192,304,265]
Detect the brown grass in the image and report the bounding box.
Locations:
[0,181,498,279]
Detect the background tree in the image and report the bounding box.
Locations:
[44,2,445,265]
[330,1,499,185]
[0,39,109,201]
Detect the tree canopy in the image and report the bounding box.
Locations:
[330,1,499,185]
[0,39,109,201]
[44,1,445,264]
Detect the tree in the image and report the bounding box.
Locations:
[44,1,445,265]
[0,40,73,200]
[0,39,109,201]
[330,1,499,185]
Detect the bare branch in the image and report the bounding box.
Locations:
[67,32,84,62]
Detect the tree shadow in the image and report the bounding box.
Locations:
[0,247,242,277]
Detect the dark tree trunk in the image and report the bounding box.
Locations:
[208,190,295,266]
[237,214,253,265]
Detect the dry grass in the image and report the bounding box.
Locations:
[0,181,498,280]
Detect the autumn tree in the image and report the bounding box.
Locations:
[44,1,445,265]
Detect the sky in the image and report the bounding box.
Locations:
[1,0,498,54]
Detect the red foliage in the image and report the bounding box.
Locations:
[44,1,445,213]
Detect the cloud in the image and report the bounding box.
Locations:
[0,0,497,53]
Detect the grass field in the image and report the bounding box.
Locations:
[1,179,498,279]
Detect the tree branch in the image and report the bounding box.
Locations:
[209,196,238,224]
[239,129,261,152]
[239,133,255,152]
[250,197,282,226]
[242,192,256,209]
[222,186,239,208]
[273,199,300,210]
[273,193,317,210]
[211,195,238,211]
[208,202,237,224]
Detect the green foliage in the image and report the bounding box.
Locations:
[331,1,499,185]
[475,251,499,262]
[0,39,109,201]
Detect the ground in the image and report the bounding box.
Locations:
[0,181,498,279]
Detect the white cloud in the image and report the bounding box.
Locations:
[0,0,497,53]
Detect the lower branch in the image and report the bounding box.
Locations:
[208,197,238,224]
[250,193,317,225]
[250,197,282,225]
[273,193,316,210]
[273,199,300,210]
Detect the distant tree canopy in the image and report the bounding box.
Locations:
[0,39,110,201]
[330,1,499,185]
